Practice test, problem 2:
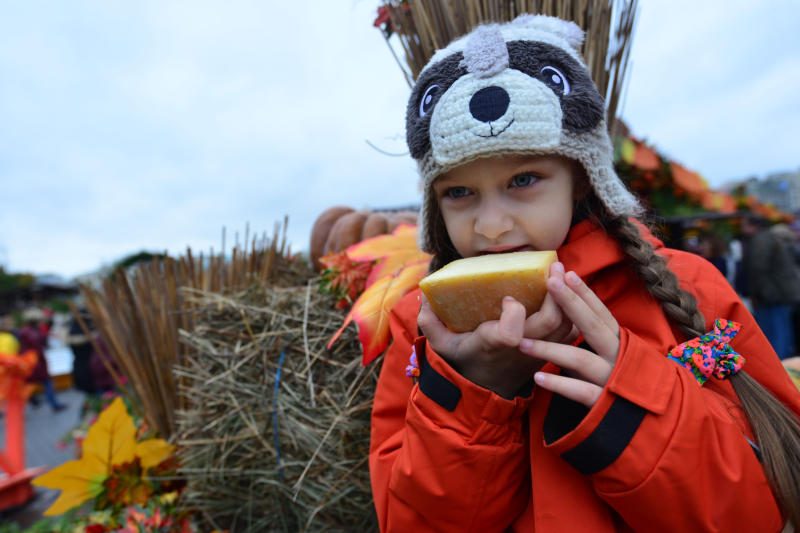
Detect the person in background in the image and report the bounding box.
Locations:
[68,308,97,396]
[740,215,800,359]
[89,332,119,393]
[697,231,730,279]
[18,308,67,411]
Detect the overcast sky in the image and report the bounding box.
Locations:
[1,1,799,278]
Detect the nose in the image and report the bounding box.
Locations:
[469,86,510,123]
[474,198,513,240]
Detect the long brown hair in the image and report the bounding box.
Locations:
[604,214,800,528]
[426,187,800,527]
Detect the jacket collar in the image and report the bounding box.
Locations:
[557,218,663,281]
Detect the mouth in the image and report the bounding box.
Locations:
[474,118,515,138]
[478,244,532,255]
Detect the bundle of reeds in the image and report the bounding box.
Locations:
[378,0,637,128]
[74,220,304,439]
[174,282,378,532]
[74,221,379,530]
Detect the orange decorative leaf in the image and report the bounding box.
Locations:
[346,224,431,286]
[329,260,429,365]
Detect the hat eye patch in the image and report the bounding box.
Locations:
[419,84,442,118]
[507,40,603,133]
[406,52,467,160]
[540,66,570,96]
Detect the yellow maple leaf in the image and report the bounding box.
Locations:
[136,438,176,469]
[330,260,429,365]
[33,397,174,516]
[346,224,431,286]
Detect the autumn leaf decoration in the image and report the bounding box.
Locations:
[319,252,373,309]
[326,224,431,365]
[33,397,175,516]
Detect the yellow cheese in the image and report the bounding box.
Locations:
[419,251,557,333]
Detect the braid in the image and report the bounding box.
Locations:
[605,216,706,338]
[605,214,800,528]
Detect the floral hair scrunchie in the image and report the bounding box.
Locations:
[667,318,745,385]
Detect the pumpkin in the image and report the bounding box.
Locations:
[309,207,420,271]
[309,206,354,270]
[387,211,419,231]
[326,211,370,258]
[361,213,389,241]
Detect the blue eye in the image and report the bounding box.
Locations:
[445,186,471,199]
[510,174,537,188]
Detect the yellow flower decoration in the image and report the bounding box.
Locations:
[33,397,175,516]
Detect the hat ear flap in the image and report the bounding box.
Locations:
[511,14,584,53]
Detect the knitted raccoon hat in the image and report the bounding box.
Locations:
[407,14,641,254]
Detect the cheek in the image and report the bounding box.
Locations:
[525,191,574,246]
[440,207,471,250]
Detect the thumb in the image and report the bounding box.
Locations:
[418,295,458,356]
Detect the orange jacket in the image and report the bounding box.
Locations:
[370,220,800,532]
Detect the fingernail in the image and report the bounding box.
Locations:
[503,295,516,303]
[552,261,565,274]
[520,338,534,351]
[550,277,565,291]
[534,372,546,385]
[565,271,581,287]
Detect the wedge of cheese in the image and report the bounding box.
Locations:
[419,251,557,333]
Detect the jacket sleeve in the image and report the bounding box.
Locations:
[370,290,534,532]
[541,257,799,532]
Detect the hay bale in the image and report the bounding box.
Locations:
[175,280,380,532]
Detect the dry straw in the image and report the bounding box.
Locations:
[379,0,637,129]
[175,282,377,532]
[75,220,294,439]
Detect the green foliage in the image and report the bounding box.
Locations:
[0,267,35,294]
[111,251,165,272]
[44,297,72,314]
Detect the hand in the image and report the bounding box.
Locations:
[419,294,543,399]
[521,270,620,407]
[417,262,574,398]
[522,262,579,344]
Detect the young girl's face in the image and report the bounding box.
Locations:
[433,154,580,258]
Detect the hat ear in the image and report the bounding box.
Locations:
[511,14,584,53]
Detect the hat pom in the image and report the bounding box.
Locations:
[511,14,584,52]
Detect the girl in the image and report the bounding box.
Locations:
[369,15,800,533]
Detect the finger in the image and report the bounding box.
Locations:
[418,297,460,356]
[524,291,567,339]
[534,371,603,407]
[547,276,618,359]
[563,324,580,345]
[478,296,526,350]
[524,262,571,340]
[564,271,618,335]
[520,339,612,386]
[538,310,574,343]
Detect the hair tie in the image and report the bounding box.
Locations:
[406,346,420,379]
[667,318,744,385]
